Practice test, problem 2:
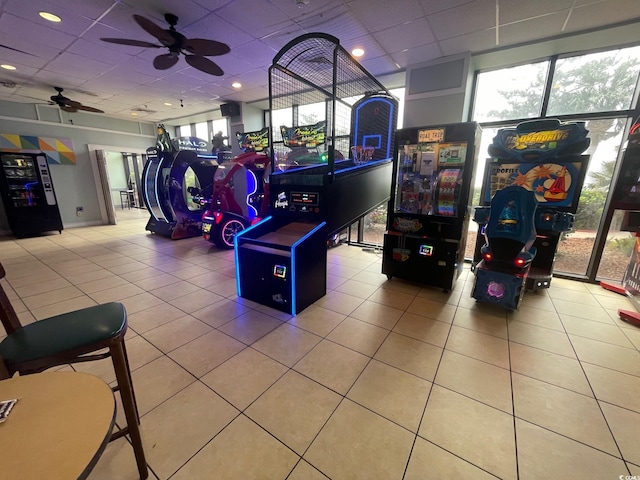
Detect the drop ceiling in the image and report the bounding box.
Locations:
[0,0,638,124]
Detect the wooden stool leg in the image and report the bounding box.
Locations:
[111,341,148,479]
[121,340,140,425]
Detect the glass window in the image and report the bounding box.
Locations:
[298,102,325,125]
[270,108,292,142]
[473,62,549,122]
[179,125,191,137]
[195,122,208,140]
[548,46,640,116]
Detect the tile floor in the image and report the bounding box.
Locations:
[2,209,640,479]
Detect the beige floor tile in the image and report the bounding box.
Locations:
[201,347,288,410]
[600,401,640,465]
[509,342,592,396]
[30,296,98,320]
[168,330,246,378]
[435,350,512,413]
[629,462,640,475]
[623,327,640,350]
[548,286,602,305]
[313,290,364,315]
[22,285,86,310]
[326,316,389,356]
[252,323,322,367]
[119,267,166,283]
[294,339,369,394]
[127,303,187,333]
[204,277,238,297]
[149,281,201,302]
[129,356,195,416]
[347,359,431,432]
[351,269,389,288]
[516,418,627,479]
[171,414,298,480]
[14,277,72,297]
[348,300,404,330]
[446,325,510,369]
[287,305,346,337]
[190,298,252,328]
[392,312,451,347]
[7,269,62,289]
[89,284,145,303]
[419,385,517,480]
[326,273,347,290]
[106,260,149,275]
[453,306,508,339]
[406,296,457,322]
[143,315,212,353]
[217,310,283,345]
[287,460,330,480]
[141,381,239,479]
[304,399,414,480]
[246,370,342,454]
[519,291,556,311]
[367,286,416,310]
[416,285,463,306]
[381,278,422,296]
[374,331,443,381]
[334,278,379,299]
[551,277,591,292]
[584,363,640,413]
[507,320,576,358]
[89,436,156,480]
[570,335,640,376]
[562,314,634,347]
[77,275,130,294]
[507,303,565,331]
[167,289,225,314]
[552,298,613,323]
[404,437,498,480]
[118,292,165,315]
[512,373,618,455]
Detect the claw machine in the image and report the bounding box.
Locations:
[382,122,481,291]
[0,151,63,237]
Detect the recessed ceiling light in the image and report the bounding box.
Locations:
[1,64,16,70]
[130,112,138,116]
[164,102,172,106]
[39,11,61,22]
[232,82,242,89]
[352,48,364,57]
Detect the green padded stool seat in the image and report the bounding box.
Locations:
[0,302,126,366]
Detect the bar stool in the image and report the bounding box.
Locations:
[0,263,148,479]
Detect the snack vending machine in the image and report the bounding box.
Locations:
[382,122,481,291]
[0,151,63,237]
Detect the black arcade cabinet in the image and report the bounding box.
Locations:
[382,122,481,292]
[142,125,219,240]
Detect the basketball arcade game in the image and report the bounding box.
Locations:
[142,126,219,240]
[382,122,481,292]
[472,119,590,309]
[201,127,271,248]
[235,33,398,315]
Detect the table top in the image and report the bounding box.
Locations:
[0,371,116,480]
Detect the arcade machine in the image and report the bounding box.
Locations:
[141,124,219,240]
[201,127,271,248]
[0,151,63,237]
[382,122,481,292]
[235,33,398,315]
[472,119,590,309]
[601,117,640,325]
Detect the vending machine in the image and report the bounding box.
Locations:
[382,122,481,291]
[0,151,63,237]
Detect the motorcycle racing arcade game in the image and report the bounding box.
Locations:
[472,119,590,309]
[201,127,271,248]
[142,125,219,240]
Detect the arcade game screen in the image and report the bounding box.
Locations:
[394,141,467,216]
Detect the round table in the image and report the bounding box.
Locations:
[0,371,116,479]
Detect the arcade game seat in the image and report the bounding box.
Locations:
[472,185,538,309]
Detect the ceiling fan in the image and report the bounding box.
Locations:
[100,13,230,76]
[49,87,104,113]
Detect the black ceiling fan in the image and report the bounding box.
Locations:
[49,87,104,113]
[100,13,230,76]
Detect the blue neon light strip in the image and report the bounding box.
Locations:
[151,161,163,221]
[234,216,273,297]
[290,221,326,315]
[245,169,258,219]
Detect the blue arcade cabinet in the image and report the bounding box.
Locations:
[472,119,591,309]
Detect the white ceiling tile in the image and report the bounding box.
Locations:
[372,18,436,53]
[499,12,568,47]
[216,0,296,38]
[498,0,575,24]
[390,42,443,67]
[438,28,497,56]
[566,0,640,32]
[427,0,496,40]
[419,0,476,15]
[349,0,424,31]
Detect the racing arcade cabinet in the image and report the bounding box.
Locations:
[142,126,219,240]
[235,33,398,315]
[382,122,481,292]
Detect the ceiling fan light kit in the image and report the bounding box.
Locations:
[100,13,231,76]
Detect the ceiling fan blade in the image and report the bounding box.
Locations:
[153,53,179,70]
[133,14,174,45]
[100,38,161,48]
[60,105,78,113]
[182,38,230,57]
[76,105,104,114]
[0,43,37,57]
[185,55,224,76]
